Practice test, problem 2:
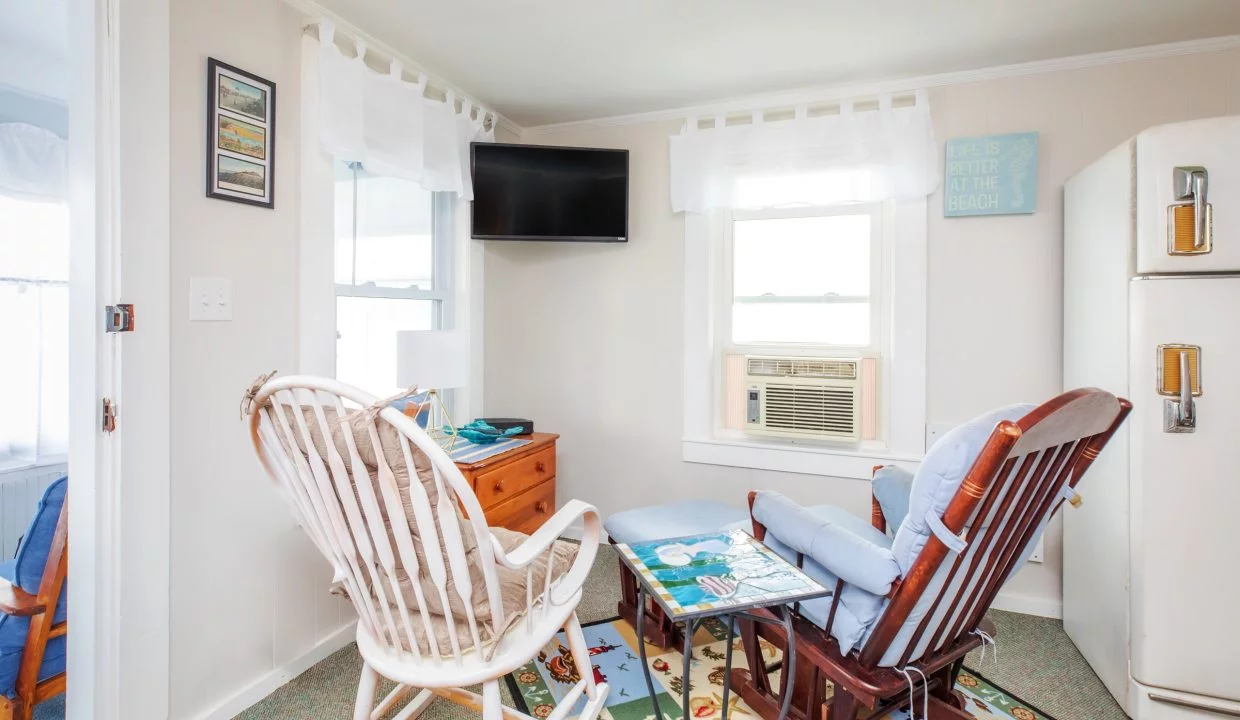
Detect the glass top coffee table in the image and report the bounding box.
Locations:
[615,528,831,720]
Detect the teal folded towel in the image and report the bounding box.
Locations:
[452,419,524,445]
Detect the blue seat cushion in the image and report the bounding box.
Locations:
[0,477,67,698]
[752,492,899,596]
[753,494,895,654]
[0,563,66,699]
[604,501,749,545]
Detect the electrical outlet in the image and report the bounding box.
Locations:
[925,423,955,450]
[1028,536,1045,563]
[189,277,232,321]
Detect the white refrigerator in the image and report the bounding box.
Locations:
[1064,115,1240,720]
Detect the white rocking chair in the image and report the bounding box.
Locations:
[244,375,609,720]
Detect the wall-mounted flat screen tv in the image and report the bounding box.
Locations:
[470,142,629,242]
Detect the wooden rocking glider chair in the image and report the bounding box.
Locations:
[245,376,608,720]
[733,389,1131,720]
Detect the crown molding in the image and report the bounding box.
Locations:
[280,0,522,137]
[525,34,1240,134]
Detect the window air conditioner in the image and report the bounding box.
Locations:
[743,356,861,442]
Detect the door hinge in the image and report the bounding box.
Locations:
[101,398,117,433]
[105,304,136,333]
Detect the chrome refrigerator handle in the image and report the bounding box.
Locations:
[1173,166,1209,250]
[1164,350,1196,433]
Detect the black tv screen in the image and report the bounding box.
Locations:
[470,143,628,242]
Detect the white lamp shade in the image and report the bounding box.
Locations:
[396,330,469,389]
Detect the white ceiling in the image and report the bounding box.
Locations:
[313,0,1240,127]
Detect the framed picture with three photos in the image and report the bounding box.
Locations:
[206,58,275,208]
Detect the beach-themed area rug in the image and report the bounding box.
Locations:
[504,617,1054,720]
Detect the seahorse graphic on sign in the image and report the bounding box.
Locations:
[1008,138,1035,209]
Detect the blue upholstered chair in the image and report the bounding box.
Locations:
[0,476,67,720]
[734,390,1130,720]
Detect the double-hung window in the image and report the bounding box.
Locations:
[678,94,932,475]
[717,203,887,444]
[0,195,69,465]
[334,161,454,394]
[727,206,882,348]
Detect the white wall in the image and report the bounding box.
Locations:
[485,47,1240,618]
[169,1,352,718]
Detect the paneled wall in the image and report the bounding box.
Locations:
[168,1,352,718]
[0,464,65,561]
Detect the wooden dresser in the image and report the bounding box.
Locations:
[455,432,558,535]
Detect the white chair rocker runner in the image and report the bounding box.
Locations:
[244,375,610,720]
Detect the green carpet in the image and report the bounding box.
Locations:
[236,545,1127,720]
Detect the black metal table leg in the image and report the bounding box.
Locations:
[681,619,695,720]
[636,586,666,720]
[777,609,797,720]
[720,614,735,720]
[634,607,801,720]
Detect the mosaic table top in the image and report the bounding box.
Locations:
[616,529,831,620]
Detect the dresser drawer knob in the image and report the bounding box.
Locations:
[535,501,549,514]
[493,480,504,493]
[535,461,546,473]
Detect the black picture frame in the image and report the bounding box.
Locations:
[206,57,276,208]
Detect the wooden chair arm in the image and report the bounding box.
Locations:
[0,577,45,617]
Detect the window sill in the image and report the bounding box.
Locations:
[0,455,68,476]
[682,437,920,480]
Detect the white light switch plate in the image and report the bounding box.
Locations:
[189,277,232,321]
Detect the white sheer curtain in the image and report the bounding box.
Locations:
[0,123,69,462]
[669,91,938,212]
[315,20,494,200]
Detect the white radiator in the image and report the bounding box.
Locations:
[0,463,66,562]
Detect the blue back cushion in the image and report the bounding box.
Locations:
[871,466,914,534]
[890,405,1033,575]
[16,477,67,598]
[0,476,67,697]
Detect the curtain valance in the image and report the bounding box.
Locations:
[316,21,494,200]
[0,123,66,202]
[669,91,938,213]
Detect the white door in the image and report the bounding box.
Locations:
[67,0,171,718]
[1136,116,1240,274]
[1129,276,1240,702]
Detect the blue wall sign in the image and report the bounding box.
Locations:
[944,132,1039,217]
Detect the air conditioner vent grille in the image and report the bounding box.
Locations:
[742,355,863,441]
[746,357,858,380]
[762,384,857,434]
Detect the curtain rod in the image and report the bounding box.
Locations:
[681,89,925,132]
[302,22,501,133]
[289,4,518,136]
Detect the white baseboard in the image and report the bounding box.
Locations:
[991,591,1062,619]
[191,620,358,720]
